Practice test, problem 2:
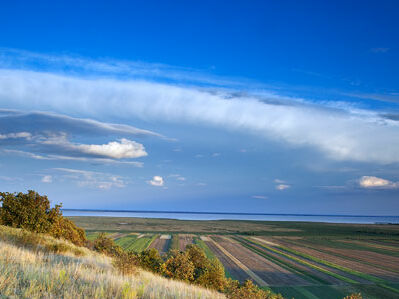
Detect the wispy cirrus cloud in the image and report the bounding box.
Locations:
[0,109,152,164]
[1,53,399,164]
[53,167,126,189]
[2,149,143,166]
[252,195,268,199]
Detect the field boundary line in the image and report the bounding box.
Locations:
[209,237,269,287]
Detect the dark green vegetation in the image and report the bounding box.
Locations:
[73,215,399,299]
[0,190,86,246]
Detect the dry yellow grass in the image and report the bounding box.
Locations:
[0,225,226,299]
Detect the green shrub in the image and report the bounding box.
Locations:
[161,251,195,282]
[138,248,163,273]
[113,251,139,275]
[0,190,60,233]
[93,233,123,256]
[0,190,87,246]
[225,279,283,299]
[50,216,86,246]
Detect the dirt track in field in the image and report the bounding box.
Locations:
[266,237,399,283]
[179,234,194,251]
[148,237,170,254]
[205,239,251,283]
[211,236,312,286]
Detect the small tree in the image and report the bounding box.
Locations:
[196,258,227,291]
[50,216,86,246]
[0,190,61,233]
[93,233,123,256]
[138,248,163,273]
[161,251,195,282]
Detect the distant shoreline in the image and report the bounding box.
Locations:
[62,209,398,218]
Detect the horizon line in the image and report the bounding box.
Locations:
[61,208,399,218]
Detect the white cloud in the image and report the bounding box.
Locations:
[212,153,221,157]
[42,135,147,159]
[276,184,290,191]
[148,176,164,187]
[358,176,399,189]
[1,62,399,164]
[41,175,52,183]
[0,132,31,140]
[252,195,268,199]
[74,138,147,159]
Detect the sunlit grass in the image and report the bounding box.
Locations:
[0,225,225,299]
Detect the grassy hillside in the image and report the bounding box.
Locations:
[0,225,225,299]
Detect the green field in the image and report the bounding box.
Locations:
[114,234,138,250]
[78,216,399,299]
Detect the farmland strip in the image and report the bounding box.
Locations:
[205,239,251,282]
[208,238,268,287]
[234,237,334,285]
[280,237,399,277]
[240,237,358,284]
[259,239,399,294]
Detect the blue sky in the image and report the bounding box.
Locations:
[0,1,398,215]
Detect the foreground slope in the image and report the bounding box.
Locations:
[0,225,225,299]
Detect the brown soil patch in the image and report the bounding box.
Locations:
[179,234,194,251]
[148,237,170,254]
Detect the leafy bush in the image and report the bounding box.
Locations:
[0,190,60,233]
[50,216,86,246]
[0,190,87,246]
[225,279,283,299]
[138,248,163,273]
[161,250,195,282]
[113,251,139,275]
[93,232,123,256]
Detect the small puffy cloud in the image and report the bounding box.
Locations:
[276,184,290,191]
[41,175,52,183]
[212,152,221,157]
[148,176,164,187]
[42,135,147,159]
[252,195,268,199]
[358,176,398,189]
[176,176,186,181]
[75,138,147,159]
